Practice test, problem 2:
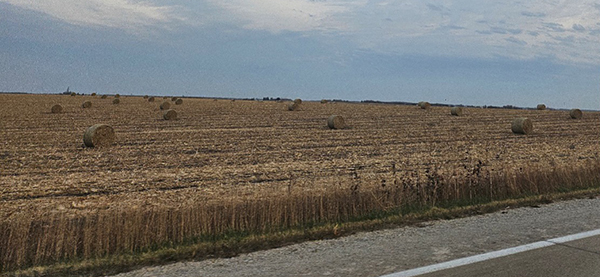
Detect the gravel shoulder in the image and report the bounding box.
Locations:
[111,196,600,277]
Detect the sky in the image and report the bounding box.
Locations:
[0,0,599,110]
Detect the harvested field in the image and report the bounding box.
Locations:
[1,94,599,272]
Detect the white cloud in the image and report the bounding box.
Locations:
[207,0,363,33]
[1,0,180,31]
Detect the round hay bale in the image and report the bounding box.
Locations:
[450,107,463,116]
[163,109,177,120]
[143,95,149,99]
[100,95,108,99]
[112,98,120,104]
[327,115,346,129]
[171,97,178,101]
[82,101,92,108]
[511,117,533,135]
[321,99,328,104]
[148,97,155,102]
[163,96,169,99]
[70,92,76,96]
[83,124,115,147]
[160,101,171,110]
[115,94,120,98]
[175,98,183,105]
[287,102,299,111]
[91,92,97,97]
[570,109,582,119]
[537,104,546,110]
[51,104,63,114]
[294,98,302,105]
[418,101,431,109]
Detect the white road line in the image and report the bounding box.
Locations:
[380,228,600,277]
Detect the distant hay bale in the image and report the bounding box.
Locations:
[160,101,171,110]
[115,94,120,98]
[163,109,177,120]
[294,98,302,105]
[143,95,149,99]
[148,97,155,102]
[82,101,92,108]
[175,98,183,105]
[287,102,299,111]
[112,98,120,104]
[83,124,115,147]
[418,101,431,109]
[100,95,108,99]
[321,99,328,104]
[171,97,178,101]
[163,96,168,99]
[537,104,546,110]
[91,92,97,97]
[327,115,346,129]
[51,104,63,114]
[70,92,76,97]
[450,107,463,116]
[511,117,533,135]
[569,109,582,119]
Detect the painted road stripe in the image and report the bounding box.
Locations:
[380,228,600,277]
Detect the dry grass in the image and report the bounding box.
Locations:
[0,94,599,273]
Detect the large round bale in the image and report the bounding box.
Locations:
[327,115,346,129]
[418,101,431,109]
[83,124,115,147]
[148,97,155,102]
[537,104,546,110]
[450,107,463,116]
[171,97,178,101]
[511,117,533,135]
[143,95,149,99]
[163,109,177,120]
[287,102,299,111]
[51,104,63,113]
[160,101,171,110]
[91,92,97,97]
[115,94,120,98]
[569,109,582,119]
[82,101,92,108]
[321,99,328,104]
[112,98,120,104]
[175,98,183,105]
[100,95,108,99]
[70,92,76,96]
[294,98,302,105]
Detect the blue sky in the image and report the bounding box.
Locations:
[1,0,599,109]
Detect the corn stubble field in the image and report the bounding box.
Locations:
[1,93,599,273]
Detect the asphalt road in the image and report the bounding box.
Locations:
[112,196,600,277]
[384,231,600,277]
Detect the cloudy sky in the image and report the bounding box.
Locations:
[1,0,599,109]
